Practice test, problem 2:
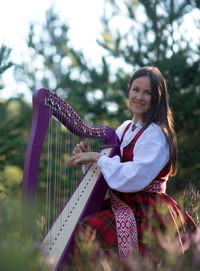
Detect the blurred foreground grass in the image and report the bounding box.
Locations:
[0,184,200,271]
[0,196,50,271]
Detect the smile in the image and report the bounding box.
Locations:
[134,102,144,106]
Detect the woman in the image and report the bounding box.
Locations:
[67,66,198,262]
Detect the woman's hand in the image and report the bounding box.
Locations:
[67,152,102,168]
[72,138,91,154]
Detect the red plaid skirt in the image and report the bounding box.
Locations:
[74,190,198,258]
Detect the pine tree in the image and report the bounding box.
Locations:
[99,0,200,190]
[15,1,200,191]
[0,45,14,172]
[0,45,12,90]
[14,8,115,125]
[0,45,32,199]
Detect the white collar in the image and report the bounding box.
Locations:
[131,117,144,128]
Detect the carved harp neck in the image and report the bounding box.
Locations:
[22,88,119,199]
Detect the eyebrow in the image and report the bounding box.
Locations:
[131,86,152,92]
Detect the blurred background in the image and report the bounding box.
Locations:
[1,0,200,197]
[0,1,200,269]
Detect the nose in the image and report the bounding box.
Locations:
[135,91,143,100]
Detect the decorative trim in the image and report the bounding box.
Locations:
[110,181,166,261]
[110,191,139,261]
[143,180,166,193]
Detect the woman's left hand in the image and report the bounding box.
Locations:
[67,152,102,168]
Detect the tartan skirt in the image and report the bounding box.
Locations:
[74,191,198,258]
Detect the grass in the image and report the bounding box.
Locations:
[0,184,199,271]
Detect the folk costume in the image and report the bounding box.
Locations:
[74,118,198,262]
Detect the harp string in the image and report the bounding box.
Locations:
[54,117,58,220]
[58,108,62,228]
[57,108,63,220]
[37,111,103,240]
[45,107,51,234]
[44,117,79,233]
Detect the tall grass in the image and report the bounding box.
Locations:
[0,184,199,270]
[70,185,200,271]
[0,197,51,271]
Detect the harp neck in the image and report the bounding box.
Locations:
[34,88,119,146]
[23,88,119,199]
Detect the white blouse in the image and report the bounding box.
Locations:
[97,118,170,193]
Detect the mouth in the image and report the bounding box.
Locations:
[134,102,144,106]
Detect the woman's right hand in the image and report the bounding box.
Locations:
[72,138,91,154]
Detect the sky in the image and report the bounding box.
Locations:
[0,0,105,101]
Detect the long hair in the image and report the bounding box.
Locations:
[128,66,178,176]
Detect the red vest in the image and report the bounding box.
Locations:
[120,123,169,182]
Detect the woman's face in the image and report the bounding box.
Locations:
[129,76,152,123]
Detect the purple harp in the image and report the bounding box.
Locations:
[22,88,120,270]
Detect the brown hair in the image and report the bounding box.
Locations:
[128,66,178,176]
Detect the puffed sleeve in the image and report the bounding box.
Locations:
[97,124,169,192]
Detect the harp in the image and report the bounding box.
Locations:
[22,88,120,270]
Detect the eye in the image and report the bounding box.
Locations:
[145,90,152,95]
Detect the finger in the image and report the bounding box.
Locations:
[79,141,87,152]
[67,156,74,167]
[83,138,91,152]
[72,153,89,166]
[67,154,79,167]
[72,158,83,166]
[84,138,89,146]
[73,144,82,154]
[84,138,89,151]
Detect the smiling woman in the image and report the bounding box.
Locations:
[128,76,152,123]
[67,66,199,264]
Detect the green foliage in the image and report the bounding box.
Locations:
[0,165,22,200]
[0,44,28,199]
[0,97,32,199]
[1,185,200,270]
[13,1,200,193]
[0,44,13,90]
[175,184,200,225]
[14,8,115,126]
[0,2,199,270]
[0,197,50,271]
[70,231,200,271]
